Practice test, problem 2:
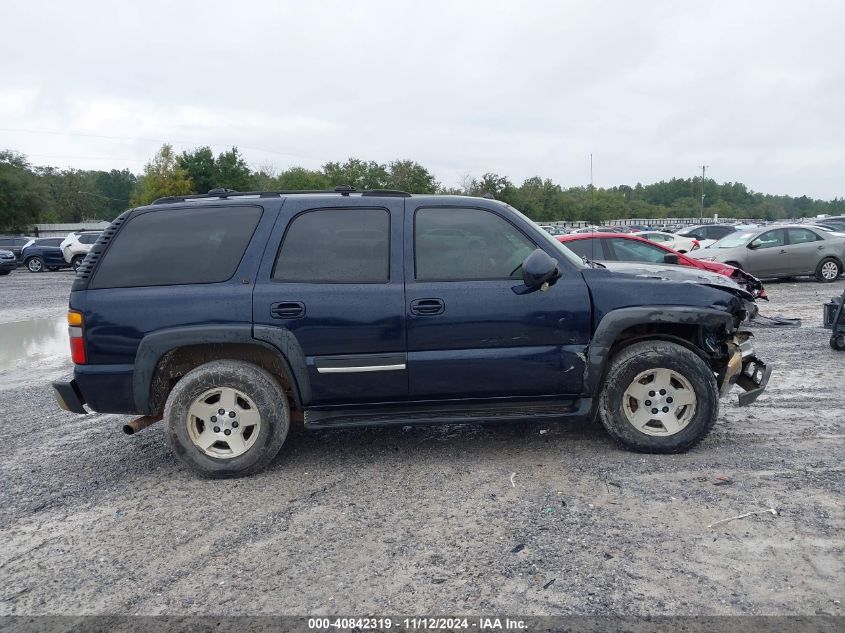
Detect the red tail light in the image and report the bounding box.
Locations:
[68,311,86,364]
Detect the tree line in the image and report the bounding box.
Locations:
[1,143,843,232]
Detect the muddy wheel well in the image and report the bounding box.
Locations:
[609,323,709,363]
[150,343,299,415]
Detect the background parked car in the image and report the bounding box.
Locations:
[20,237,71,272]
[636,230,699,253]
[675,224,738,249]
[691,224,845,282]
[556,232,767,298]
[0,235,36,263]
[60,231,102,271]
[0,249,16,275]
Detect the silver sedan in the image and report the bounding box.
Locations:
[689,224,845,282]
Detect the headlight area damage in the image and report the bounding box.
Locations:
[687,289,771,406]
[730,267,768,301]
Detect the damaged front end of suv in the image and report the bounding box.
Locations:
[584,266,772,407]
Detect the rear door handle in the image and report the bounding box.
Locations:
[410,298,445,316]
[270,301,305,319]
[779,249,787,254]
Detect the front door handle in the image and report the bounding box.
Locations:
[410,298,445,316]
[779,249,787,254]
[270,301,305,319]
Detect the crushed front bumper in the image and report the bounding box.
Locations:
[720,333,771,406]
[53,379,87,414]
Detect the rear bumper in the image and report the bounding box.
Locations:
[52,379,87,414]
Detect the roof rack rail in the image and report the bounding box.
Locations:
[151,185,412,205]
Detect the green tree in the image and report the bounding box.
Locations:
[35,166,107,223]
[0,151,48,232]
[131,144,194,206]
[322,158,389,190]
[276,166,330,190]
[93,169,137,217]
[177,146,254,193]
[386,160,439,193]
[177,146,216,195]
[215,147,255,191]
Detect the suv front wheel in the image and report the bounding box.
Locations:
[71,255,85,272]
[164,360,290,477]
[598,340,719,453]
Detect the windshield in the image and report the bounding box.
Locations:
[504,204,587,269]
[715,231,755,248]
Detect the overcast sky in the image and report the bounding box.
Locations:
[1,1,843,198]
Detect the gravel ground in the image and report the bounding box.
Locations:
[0,267,843,616]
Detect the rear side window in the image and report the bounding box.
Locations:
[79,233,101,244]
[90,206,261,289]
[273,208,389,283]
[787,228,820,244]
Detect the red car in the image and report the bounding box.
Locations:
[557,232,767,299]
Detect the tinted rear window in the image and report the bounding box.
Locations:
[79,233,101,244]
[90,206,262,288]
[273,208,390,283]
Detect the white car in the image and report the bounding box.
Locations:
[60,231,103,271]
[637,231,700,253]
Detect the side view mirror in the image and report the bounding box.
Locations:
[747,242,758,250]
[521,249,560,290]
[663,253,680,265]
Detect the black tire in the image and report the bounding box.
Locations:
[0,270,9,276]
[164,360,290,477]
[26,257,44,273]
[598,340,719,453]
[71,256,84,272]
[831,335,845,351]
[815,257,841,283]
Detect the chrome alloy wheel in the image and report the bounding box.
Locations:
[821,260,840,280]
[622,368,697,436]
[186,387,261,458]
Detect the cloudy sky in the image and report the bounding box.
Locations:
[1,1,843,198]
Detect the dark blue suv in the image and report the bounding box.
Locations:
[53,188,770,476]
[21,237,70,272]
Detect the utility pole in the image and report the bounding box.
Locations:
[699,165,708,220]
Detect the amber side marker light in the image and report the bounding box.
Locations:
[68,311,86,364]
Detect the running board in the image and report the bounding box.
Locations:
[304,398,592,430]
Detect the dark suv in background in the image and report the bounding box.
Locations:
[53,188,770,477]
[21,237,71,272]
[0,235,34,263]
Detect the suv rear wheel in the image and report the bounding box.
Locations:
[26,257,44,273]
[164,360,290,477]
[598,340,719,453]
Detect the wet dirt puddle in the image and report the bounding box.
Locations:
[0,317,68,368]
